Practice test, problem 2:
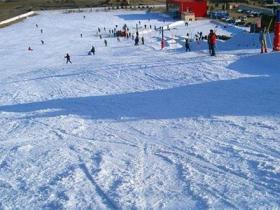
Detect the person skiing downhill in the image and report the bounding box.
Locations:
[259,27,268,53]
[208,29,217,56]
[65,53,72,64]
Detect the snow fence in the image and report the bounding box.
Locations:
[0,11,36,27]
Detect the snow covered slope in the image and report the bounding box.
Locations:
[0,9,280,209]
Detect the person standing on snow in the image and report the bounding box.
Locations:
[104,39,108,47]
[65,53,72,64]
[185,33,191,52]
[207,33,211,55]
[141,36,144,45]
[90,46,95,55]
[259,27,268,53]
[208,29,217,56]
[199,32,203,41]
[135,35,139,46]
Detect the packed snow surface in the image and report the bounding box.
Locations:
[0,9,280,209]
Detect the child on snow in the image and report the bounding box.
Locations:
[89,46,95,55]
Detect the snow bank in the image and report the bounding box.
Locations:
[229,52,280,75]
[0,11,36,27]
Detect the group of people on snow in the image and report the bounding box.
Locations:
[31,16,270,65]
[184,26,270,56]
[185,29,217,56]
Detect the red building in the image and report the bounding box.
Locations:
[167,0,207,18]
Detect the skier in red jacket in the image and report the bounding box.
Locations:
[208,29,217,56]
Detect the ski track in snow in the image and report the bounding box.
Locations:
[0,9,280,209]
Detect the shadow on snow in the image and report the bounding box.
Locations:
[0,53,279,120]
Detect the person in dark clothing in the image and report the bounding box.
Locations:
[65,53,72,64]
[41,40,44,45]
[104,39,108,47]
[185,33,191,52]
[90,46,95,55]
[40,29,43,34]
[80,33,83,38]
[208,29,217,56]
[199,32,203,40]
[141,36,144,45]
[207,34,211,55]
[135,36,139,45]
